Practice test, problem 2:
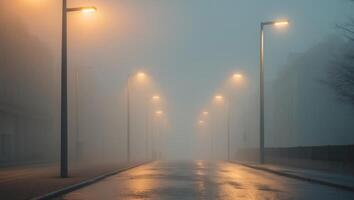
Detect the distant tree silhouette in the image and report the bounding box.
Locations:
[328,11,354,105]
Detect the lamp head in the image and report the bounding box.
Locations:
[233,73,243,79]
[155,110,163,115]
[214,95,224,101]
[152,95,160,101]
[80,7,97,13]
[274,20,289,26]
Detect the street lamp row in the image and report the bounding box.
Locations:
[126,71,166,163]
[60,0,288,178]
[199,19,289,163]
[197,71,245,161]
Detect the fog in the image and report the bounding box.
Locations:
[1,0,354,172]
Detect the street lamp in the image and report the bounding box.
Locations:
[147,95,161,160]
[126,71,147,163]
[214,95,224,101]
[259,19,289,164]
[66,6,97,13]
[199,111,213,160]
[231,73,245,88]
[232,73,243,80]
[137,72,146,79]
[152,95,161,101]
[155,110,164,115]
[153,110,164,159]
[214,95,230,161]
[61,0,96,178]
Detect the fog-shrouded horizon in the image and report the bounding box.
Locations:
[1,0,354,166]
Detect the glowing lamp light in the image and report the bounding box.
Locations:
[67,6,97,13]
[137,72,146,78]
[274,20,289,26]
[152,95,160,101]
[214,95,224,101]
[233,73,243,79]
[80,7,97,14]
[155,110,163,115]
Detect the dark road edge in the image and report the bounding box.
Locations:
[231,161,354,192]
[30,162,150,200]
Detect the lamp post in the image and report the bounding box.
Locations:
[126,72,146,163]
[61,0,96,178]
[259,20,289,164]
[230,72,245,158]
[214,95,230,161]
[149,95,161,160]
[154,110,164,160]
[199,111,212,159]
[74,67,80,162]
[197,119,205,158]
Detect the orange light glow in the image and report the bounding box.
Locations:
[233,73,243,79]
[274,21,289,26]
[198,120,205,124]
[152,95,160,101]
[202,111,209,115]
[137,72,146,78]
[214,95,224,101]
[155,110,163,115]
[80,7,97,14]
[135,72,147,81]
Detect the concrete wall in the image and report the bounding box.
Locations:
[235,145,354,174]
[0,106,57,166]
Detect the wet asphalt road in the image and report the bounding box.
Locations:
[58,161,354,200]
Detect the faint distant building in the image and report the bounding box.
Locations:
[0,105,57,165]
[0,10,59,165]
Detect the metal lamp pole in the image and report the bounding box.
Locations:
[126,72,147,163]
[75,67,80,161]
[214,95,230,161]
[145,95,154,161]
[154,111,163,160]
[210,123,213,160]
[61,0,96,178]
[145,97,149,161]
[60,0,68,179]
[226,97,230,161]
[223,96,231,161]
[126,75,132,163]
[201,112,212,160]
[148,96,161,161]
[259,20,289,164]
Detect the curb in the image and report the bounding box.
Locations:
[232,161,354,192]
[31,162,150,200]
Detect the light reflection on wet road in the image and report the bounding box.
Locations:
[59,161,354,200]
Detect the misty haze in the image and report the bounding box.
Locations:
[1,0,354,199]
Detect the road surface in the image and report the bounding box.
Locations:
[58,161,354,199]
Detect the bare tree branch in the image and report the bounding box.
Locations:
[328,17,354,106]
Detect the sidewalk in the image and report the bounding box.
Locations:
[234,161,354,192]
[0,162,142,200]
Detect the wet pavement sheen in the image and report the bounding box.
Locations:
[59,161,354,200]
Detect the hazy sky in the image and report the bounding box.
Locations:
[9,0,354,159]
